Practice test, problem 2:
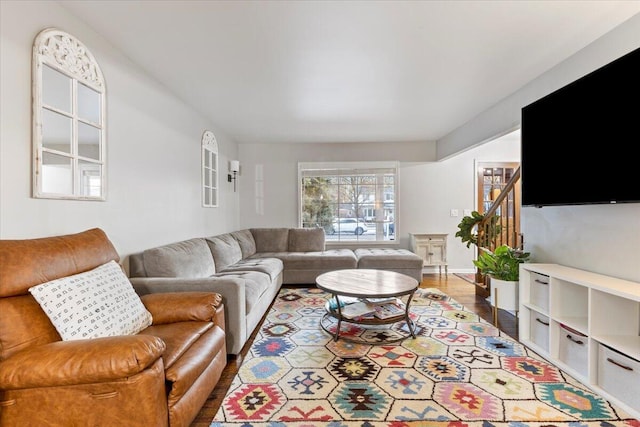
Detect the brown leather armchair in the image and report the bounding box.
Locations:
[0,228,227,427]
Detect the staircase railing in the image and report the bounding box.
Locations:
[472,167,522,292]
[478,166,522,251]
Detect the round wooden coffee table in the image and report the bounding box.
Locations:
[316,269,419,343]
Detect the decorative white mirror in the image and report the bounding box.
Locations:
[202,130,219,207]
[32,28,106,200]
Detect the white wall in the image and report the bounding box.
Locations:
[403,134,520,273]
[436,15,640,162]
[435,13,640,283]
[238,140,437,229]
[522,204,640,282]
[0,1,240,267]
[238,135,519,273]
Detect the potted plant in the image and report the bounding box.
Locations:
[473,244,531,282]
[455,210,485,248]
[473,244,531,320]
[455,211,501,285]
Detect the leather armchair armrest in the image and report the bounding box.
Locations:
[141,291,222,325]
[130,277,243,352]
[0,335,165,390]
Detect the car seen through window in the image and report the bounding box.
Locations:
[329,218,368,235]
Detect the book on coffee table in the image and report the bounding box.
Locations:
[373,301,406,319]
[327,296,360,310]
[362,296,398,305]
[339,301,376,319]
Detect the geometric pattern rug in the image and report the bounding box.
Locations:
[212,287,639,426]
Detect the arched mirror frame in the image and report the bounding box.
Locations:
[32,28,106,200]
[202,130,219,207]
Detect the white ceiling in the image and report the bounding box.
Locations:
[59,1,640,145]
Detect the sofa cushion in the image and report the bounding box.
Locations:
[219,257,283,281]
[288,228,325,252]
[206,234,243,271]
[143,238,215,278]
[214,271,271,314]
[354,248,424,269]
[29,260,153,341]
[231,229,256,258]
[243,275,271,315]
[250,228,290,252]
[277,249,358,270]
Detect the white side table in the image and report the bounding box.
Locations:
[409,233,448,275]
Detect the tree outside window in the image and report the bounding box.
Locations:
[299,162,398,243]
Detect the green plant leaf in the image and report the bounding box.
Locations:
[472,244,531,281]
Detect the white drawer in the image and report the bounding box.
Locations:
[530,272,549,311]
[529,311,549,353]
[597,344,640,410]
[558,324,588,378]
[414,236,445,244]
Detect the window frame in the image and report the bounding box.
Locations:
[298,161,399,245]
[201,130,219,207]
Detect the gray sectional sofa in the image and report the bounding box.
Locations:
[129,227,422,355]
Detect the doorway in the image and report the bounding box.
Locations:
[477,162,518,214]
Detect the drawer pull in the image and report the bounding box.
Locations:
[566,334,584,345]
[606,357,633,371]
[535,317,549,326]
[534,279,549,285]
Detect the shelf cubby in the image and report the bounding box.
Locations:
[550,278,588,335]
[529,272,550,313]
[590,289,640,358]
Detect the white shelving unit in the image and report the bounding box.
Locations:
[519,264,640,419]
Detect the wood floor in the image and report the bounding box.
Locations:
[190,273,518,426]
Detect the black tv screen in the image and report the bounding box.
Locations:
[521,47,640,207]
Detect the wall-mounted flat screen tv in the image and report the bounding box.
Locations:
[521,47,640,207]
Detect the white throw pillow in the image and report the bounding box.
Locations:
[29,260,153,341]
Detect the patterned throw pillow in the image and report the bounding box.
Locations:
[29,260,153,341]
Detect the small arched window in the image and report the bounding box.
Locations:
[32,28,106,200]
[202,130,219,207]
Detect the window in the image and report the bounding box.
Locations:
[299,162,398,243]
[32,28,106,200]
[202,130,218,207]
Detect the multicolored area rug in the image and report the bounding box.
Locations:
[212,288,638,426]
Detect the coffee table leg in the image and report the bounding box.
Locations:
[405,292,416,338]
[334,294,342,341]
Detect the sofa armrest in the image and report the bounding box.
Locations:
[0,335,165,390]
[130,276,246,353]
[140,291,222,325]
